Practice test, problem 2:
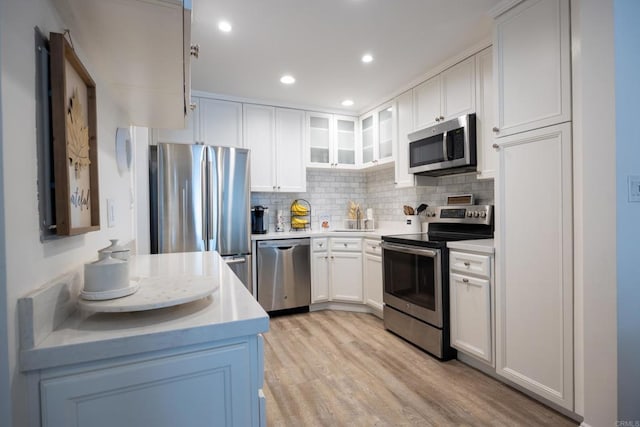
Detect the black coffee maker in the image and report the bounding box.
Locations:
[251,206,269,234]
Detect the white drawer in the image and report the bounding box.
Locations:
[363,239,382,255]
[312,238,328,252]
[450,251,491,278]
[330,238,362,252]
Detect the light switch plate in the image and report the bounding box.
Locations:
[107,198,116,227]
[628,176,640,202]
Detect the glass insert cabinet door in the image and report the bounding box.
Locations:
[308,114,332,165]
[334,116,356,166]
[361,114,374,164]
[378,106,393,160]
[307,113,357,167]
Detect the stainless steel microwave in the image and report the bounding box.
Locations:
[408,113,477,176]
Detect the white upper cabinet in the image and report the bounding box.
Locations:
[441,56,477,120]
[493,0,571,137]
[475,47,497,179]
[245,105,306,192]
[413,75,442,130]
[394,89,415,188]
[275,108,306,192]
[359,102,395,168]
[306,113,358,169]
[200,98,244,147]
[243,104,276,192]
[414,56,476,130]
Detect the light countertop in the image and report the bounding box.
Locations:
[447,239,495,254]
[250,221,424,241]
[20,252,269,372]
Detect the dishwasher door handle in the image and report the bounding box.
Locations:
[276,246,293,251]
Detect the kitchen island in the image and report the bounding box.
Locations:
[19,252,269,427]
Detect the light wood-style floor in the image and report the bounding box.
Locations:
[263,310,577,427]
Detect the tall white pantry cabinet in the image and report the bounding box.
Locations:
[492,0,573,411]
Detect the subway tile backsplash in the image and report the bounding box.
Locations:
[251,166,494,229]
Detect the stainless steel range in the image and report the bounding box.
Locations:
[382,205,493,360]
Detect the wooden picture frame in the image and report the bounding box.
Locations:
[50,32,100,235]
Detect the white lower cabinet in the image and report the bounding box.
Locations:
[38,336,265,427]
[449,248,493,365]
[495,122,573,410]
[311,251,330,303]
[363,239,383,316]
[311,238,363,305]
[330,252,363,302]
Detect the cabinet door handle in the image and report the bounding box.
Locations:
[189,103,197,111]
[330,256,334,259]
[463,262,470,267]
[440,116,445,121]
[492,126,499,133]
[324,256,328,259]
[462,278,469,283]
[277,186,281,190]
[435,117,440,122]
[492,143,500,150]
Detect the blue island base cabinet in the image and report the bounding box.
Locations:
[35,335,265,427]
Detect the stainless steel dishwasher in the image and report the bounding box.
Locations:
[257,238,311,312]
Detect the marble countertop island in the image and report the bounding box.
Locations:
[19,252,269,372]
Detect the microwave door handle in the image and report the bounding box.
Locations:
[442,130,449,161]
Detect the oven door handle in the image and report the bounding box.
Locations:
[381,242,439,258]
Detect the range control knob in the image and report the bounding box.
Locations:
[473,211,480,218]
[466,212,473,218]
[480,211,487,218]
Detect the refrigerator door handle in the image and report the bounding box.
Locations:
[207,147,218,251]
[201,157,208,245]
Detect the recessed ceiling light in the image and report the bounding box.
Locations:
[218,20,232,33]
[341,99,354,107]
[280,75,295,85]
[361,53,373,63]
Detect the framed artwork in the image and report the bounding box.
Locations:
[50,32,100,235]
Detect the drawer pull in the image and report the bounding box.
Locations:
[462,278,469,283]
[344,243,348,247]
[463,262,470,267]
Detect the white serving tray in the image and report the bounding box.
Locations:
[77,276,217,313]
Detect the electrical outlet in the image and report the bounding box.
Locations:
[628,176,640,202]
[107,199,116,227]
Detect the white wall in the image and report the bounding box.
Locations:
[0,0,136,424]
[133,126,150,255]
[572,0,618,425]
[0,17,12,425]
[614,0,640,420]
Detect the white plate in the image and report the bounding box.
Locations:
[77,276,217,313]
[80,281,139,301]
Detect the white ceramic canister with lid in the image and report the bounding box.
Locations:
[83,256,130,293]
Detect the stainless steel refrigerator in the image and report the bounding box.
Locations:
[150,143,252,291]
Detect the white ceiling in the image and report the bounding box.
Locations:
[191,0,501,115]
